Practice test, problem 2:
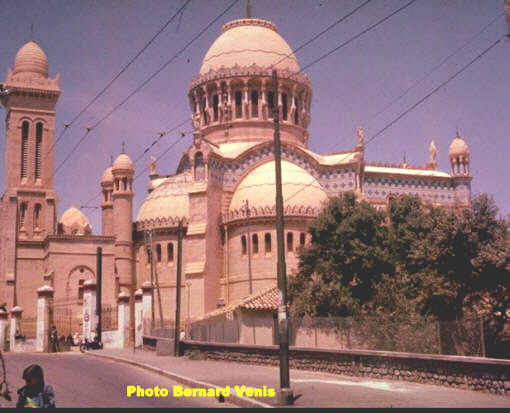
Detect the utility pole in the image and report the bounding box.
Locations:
[272,69,293,405]
[96,247,102,342]
[174,220,185,356]
[245,199,253,295]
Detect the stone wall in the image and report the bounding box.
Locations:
[181,341,510,397]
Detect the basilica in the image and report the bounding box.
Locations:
[0,15,472,338]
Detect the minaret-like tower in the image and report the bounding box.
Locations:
[100,165,114,236]
[449,132,472,205]
[0,41,60,306]
[111,153,135,290]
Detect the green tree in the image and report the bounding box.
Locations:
[288,192,393,318]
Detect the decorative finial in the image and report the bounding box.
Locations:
[121,141,126,154]
[149,156,156,176]
[110,155,113,166]
[356,126,364,147]
[30,23,34,41]
[246,0,251,18]
[403,152,408,168]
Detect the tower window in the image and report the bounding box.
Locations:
[213,94,219,122]
[235,91,242,119]
[78,279,85,301]
[252,234,259,254]
[265,233,271,253]
[34,203,41,230]
[194,152,205,181]
[201,97,208,125]
[300,232,306,246]
[21,121,29,179]
[122,177,127,190]
[282,93,288,120]
[146,247,152,265]
[241,235,247,255]
[156,244,162,263]
[35,122,43,180]
[287,232,293,252]
[294,97,299,125]
[19,202,27,229]
[167,243,174,262]
[267,91,274,119]
[251,90,259,118]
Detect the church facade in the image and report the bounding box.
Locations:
[0,16,472,337]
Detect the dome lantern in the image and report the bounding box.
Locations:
[449,132,470,176]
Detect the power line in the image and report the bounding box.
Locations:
[283,35,504,206]
[270,0,373,70]
[300,0,418,72]
[49,0,192,153]
[365,11,505,125]
[53,0,240,177]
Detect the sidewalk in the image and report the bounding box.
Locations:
[85,348,510,408]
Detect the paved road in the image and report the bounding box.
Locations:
[1,353,234,408]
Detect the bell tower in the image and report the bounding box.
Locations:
[0,40,60,307]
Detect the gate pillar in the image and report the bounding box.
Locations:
[118,292,130,348]
[36,285,54,352]
[82,279,97,341]
[141,281,153,335]
[9,306,22,352]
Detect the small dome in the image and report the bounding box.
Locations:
[13,41,49,78]
[101,166,113,184]
[112,153,134,172]
[229,160,327,212]
[449,133,469,157]
[200,18,299,75]
[137,179,190,225]
[60,206,92,236]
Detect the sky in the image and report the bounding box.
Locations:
[0,0,508,233]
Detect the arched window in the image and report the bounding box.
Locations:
[34,203,41,230]
[19,202,27,229]
[146,247,152,265]
[287,232,293,252]
[167,243,174,262]
[265,233,271,253]
[156,244,162,263]
[241,235,247,255]
[201,97,208,125]
[282,93,288,120]
[252,234,259,254]
[122,177,127,190]
[235,90,243,119]
[294,97,300,125]
[267,91,275,119]
[21,121,29,179]
[115,179,120,191]
[194,152,205,181]
[213,94,219,122]
[35,122,43,180]
[103,190,108,203]
[300,232,306,246]
[251,90,259,118]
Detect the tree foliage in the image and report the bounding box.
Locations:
[288,192,510,352]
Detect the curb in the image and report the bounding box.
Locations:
[84,351,274,408]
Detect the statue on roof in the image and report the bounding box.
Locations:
[149,156,156,175]
[429,140,437,164]
[356,126,364,147]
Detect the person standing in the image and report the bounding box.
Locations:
[50,326,59,353]
[16,364,56,408]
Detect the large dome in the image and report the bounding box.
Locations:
[136,178,191,226]
[13,41,49,78]
[200,18,300,75]
[229,160,327,212]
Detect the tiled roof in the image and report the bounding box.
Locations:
[200,286,278,321]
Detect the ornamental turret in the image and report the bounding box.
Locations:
[449,132,470,176]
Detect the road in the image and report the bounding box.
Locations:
[1,352,235,408]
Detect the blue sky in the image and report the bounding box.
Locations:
[0,0,509,232]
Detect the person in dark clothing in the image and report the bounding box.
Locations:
[16,364,56,408]
[50,326,59,353]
